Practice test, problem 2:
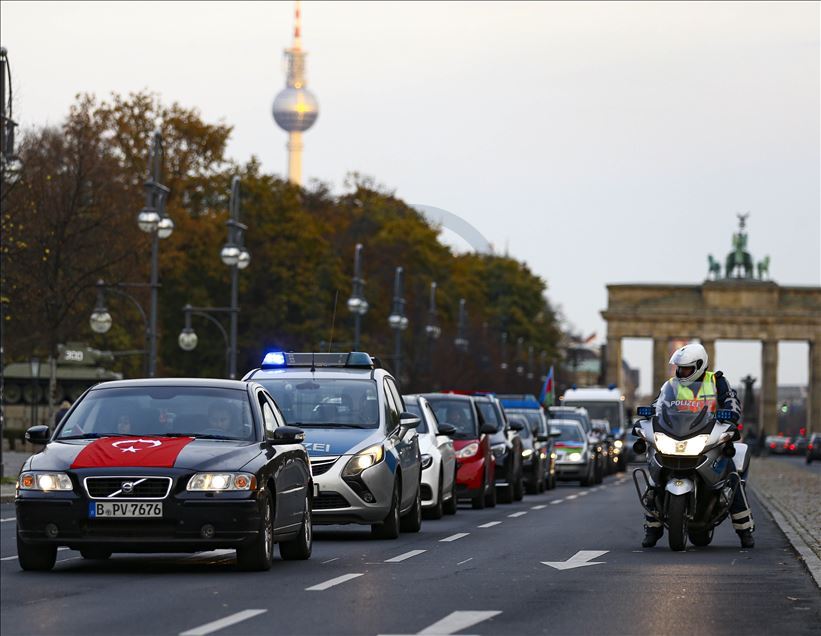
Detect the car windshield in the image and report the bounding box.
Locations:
[258,378,379,428]
[475,402,504,433]
[424,397,478,439]
[404,402,429,433]
[56,386,256,441]
[563,401,621,430]
[550,423,584,443]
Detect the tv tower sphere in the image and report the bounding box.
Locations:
[273,1,318,185]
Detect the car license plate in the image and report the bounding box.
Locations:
[89,502,163,518]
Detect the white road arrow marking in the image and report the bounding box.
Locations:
[542,550,609,571]
[418,610,502,635]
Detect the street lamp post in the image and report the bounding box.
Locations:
[527,345,534,380]
[135,131,173,377]
[346,244,368,350]
[90,279,151,376]
[516,337,525,377]
[178,305,232,377]
[454,298,469,352]
[425,282,441,342]
[29,357,40,427]
[387,267,409,378]
[500,332,509,371]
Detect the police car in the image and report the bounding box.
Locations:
[244,352,422,539]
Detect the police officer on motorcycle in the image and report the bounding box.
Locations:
[641,343,755,549]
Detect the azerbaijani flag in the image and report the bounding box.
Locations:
[539,366,555,407]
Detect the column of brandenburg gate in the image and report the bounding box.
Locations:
[601,215,821,436]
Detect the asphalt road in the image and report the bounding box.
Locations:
[2,470,819,636]
[768,453,821,475]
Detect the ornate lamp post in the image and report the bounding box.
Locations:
[516,337,525,377]
[90,279,151,376]
[527,345,534,380]
[346,244,368,350]
[135,131,173,377]
[180,177,250,378]
[29,357,40,427]
[425,282,441,341]
[500,332,509,371]
[454,298,469,352]
[387,267,409,377]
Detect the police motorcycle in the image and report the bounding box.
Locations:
[631,378,750,551]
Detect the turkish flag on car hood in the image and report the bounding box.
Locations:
[70,437,195,469]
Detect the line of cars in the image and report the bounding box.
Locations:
[13,351,628,572]
[766,433,821,463]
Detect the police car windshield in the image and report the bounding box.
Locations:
[259,379,379,429]
[424,398,478,439]
[56,387,256,441]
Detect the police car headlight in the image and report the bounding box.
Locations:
[342,445,384,477]
[653,433,710,456]
[566,452,583,462]
[614,440,624,449]
[18,472,73,492]
[521,449,534,458]
[187,472,256,491]
[421,454,433,470]
[455,442,480,459]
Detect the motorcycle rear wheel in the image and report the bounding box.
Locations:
[688,528,714,546]
[667,494,688,551]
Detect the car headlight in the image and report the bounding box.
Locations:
[342,444,385,477]
[653,433,710,456]
[456,442,480,459]
[521,449,534,458]
[421,453,433,470]
[187,472,256,491]
[18,472,73,492]
[566,452,583,462]
[614,440,624,449]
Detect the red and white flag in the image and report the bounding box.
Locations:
[71,437,194,469]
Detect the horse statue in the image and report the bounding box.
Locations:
[725,212,754,278]
[757,255,770,280]
[707,255,721,280]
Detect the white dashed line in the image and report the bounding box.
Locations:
[566,494,578,500]
[321,557,339,564]
[508,511,527,518]
[385,550,426,563]
[0,555,16,562]
[478,521,502,528]
[180,609,268,636]
[457,557,473,565]
[550,499,563,505]
[531,505,547,510]
[0,517,15,523]
[578,491,589,496]
[306,573,364,591]
[440,533,469,542]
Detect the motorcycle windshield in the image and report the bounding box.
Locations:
[653,378,716,439]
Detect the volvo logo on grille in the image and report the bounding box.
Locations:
[121,481,135,494]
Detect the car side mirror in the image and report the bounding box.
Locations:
[480,423,496,435]
[437,423,456,437]
[509,420,524,432]
[536,434,550,442]
[399,412,421,432]
[25,425,51,445]
[271,426,305,445]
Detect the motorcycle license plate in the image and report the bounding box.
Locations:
[89,502,163,518]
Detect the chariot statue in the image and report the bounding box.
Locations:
[725,213,754,278]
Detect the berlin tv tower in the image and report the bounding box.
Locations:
[272,1,319,186]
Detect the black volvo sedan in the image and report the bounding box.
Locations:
[15,378,313,571]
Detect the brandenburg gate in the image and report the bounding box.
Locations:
[601,216,821,435]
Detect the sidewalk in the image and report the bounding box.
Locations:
[749,456,821,587]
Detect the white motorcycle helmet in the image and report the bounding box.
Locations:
[669,343,708,387]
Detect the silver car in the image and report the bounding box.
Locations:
[405,395,457,518]
[244,352,422,539]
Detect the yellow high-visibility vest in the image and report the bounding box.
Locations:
[673,371,717,411]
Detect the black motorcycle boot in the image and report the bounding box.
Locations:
[642,525,663,548]
[737,529,755,549]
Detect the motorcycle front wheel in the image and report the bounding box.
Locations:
[667,494,688,551]
[688,528,714,546]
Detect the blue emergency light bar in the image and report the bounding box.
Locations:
[260,351,374,370]
[498,394,541,410]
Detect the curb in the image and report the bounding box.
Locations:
[750,484,821,589]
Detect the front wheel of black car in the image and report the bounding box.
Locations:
[16,532,56,571]
[237,489,274,571]
[80,548,112,560]
[497,481,514,504]
[280,493,313,560]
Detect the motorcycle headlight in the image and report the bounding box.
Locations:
[653,433,710,456]
[18,472,73,492]
[342,444,385,477]
[421,453,433,470]
[187,472,256,491]
[456,442,480,459]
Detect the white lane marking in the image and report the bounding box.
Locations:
[550,500,563,505]
[306,572,364,591]
[531,505,547,510]
[440,533,469,542]
[508,512,527,518]
[418,610,502,635]
[385,549,426,563]
[180,609,268,636]
[578,491,589,496]
[478,521,501,528]
[1,517,15,523]
[457,557,473,565]
[321,557,340,564]
[566,494,578,500]
[542,550,609,571]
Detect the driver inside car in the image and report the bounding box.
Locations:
[639,343,754,549]
[206,402,241,438]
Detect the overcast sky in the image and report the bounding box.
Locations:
[3,1,819,394]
